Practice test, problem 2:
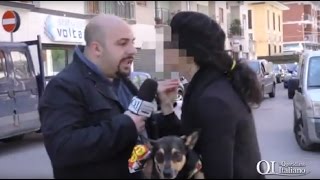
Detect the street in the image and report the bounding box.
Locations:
[253,84,320,179]
[0,84,319,179]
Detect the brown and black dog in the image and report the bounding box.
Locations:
[143,131,205,179]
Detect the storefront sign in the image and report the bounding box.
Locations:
[44,15,86,43]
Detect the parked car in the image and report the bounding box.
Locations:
[287,65,300,99]
[129,71,152,89]
[291,51,320,151]
[0,36,44,142]
[129,72,186,108]
[246,60,276,98]
[283,63,298,88]
[273,64,285,83]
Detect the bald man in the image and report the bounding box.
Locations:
[38,14,180,178]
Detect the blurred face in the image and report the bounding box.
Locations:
[90,23,137,78]
[164,48,198,81]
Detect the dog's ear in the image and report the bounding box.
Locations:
[183,130,201,149]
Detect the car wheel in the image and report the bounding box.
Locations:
[294,117,318,151]
[269,84,276,98]
[288,89,295,99]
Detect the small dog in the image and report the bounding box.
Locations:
[143,131,205,179]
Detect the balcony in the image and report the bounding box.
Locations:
[304,34,315,42]
[155,8,171,25]
[303,14,312,21]
[227,19,245,39]
[85,1,135,20]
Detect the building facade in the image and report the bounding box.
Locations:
[227,1,254,60]
[282,1,320,54]
[248,1,288,57]
[1,1,251,79]
[0,1,159,77]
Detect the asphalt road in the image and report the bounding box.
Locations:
[253,84,320,179]
[0,83,319,179]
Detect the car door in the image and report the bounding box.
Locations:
[293,61,305,120]
[0,49,16,139]
[8,47,40,132]
[261,62,273,93]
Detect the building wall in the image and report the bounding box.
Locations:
[249,3,284,56]
[283,3,304,22]
[283,2,320,44]
[283,24,304,42]
[135,1,155,25]
[38,1,85,14]
[0,2,158,77]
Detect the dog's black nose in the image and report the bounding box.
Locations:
[163,169,173,178]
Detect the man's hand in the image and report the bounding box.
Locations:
[124,111,146,133]
[157,79,180,115]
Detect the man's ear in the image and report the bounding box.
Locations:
[183,130,201,149]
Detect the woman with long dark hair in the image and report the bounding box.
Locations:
[168,11,265,179]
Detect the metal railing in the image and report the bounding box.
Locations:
[304,34,315,41]
[85,1,135,20]
[303,14,312,21]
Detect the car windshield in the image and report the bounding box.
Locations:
[247,61,260,74]
[308,57,320,88]
[273,65,280,72]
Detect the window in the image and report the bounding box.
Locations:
[248,10,252,29]
[0,50,7,79]
[85,1,135,20]
[268,44,271,56]
[186,1,191,11]
[136,1,146,6]
[267,10,269,30]
[247,61,260,74]
[249,33,253,40]
[274,45,277,53]
[10,51,31,80]
[273,12,275,30]
[42,48,74,76]
[219,8,224,24]
[279,45,282,53]
[308,57,320,87]
[278,15,281,32]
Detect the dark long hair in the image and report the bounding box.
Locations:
[170,11,263,105]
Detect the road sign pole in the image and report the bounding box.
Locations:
[10,32,13,42]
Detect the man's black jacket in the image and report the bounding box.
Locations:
[38,51,180,179]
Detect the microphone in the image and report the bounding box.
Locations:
[128,79,158,118]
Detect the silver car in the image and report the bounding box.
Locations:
[246,60,276,98]
[292,51,320,151]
